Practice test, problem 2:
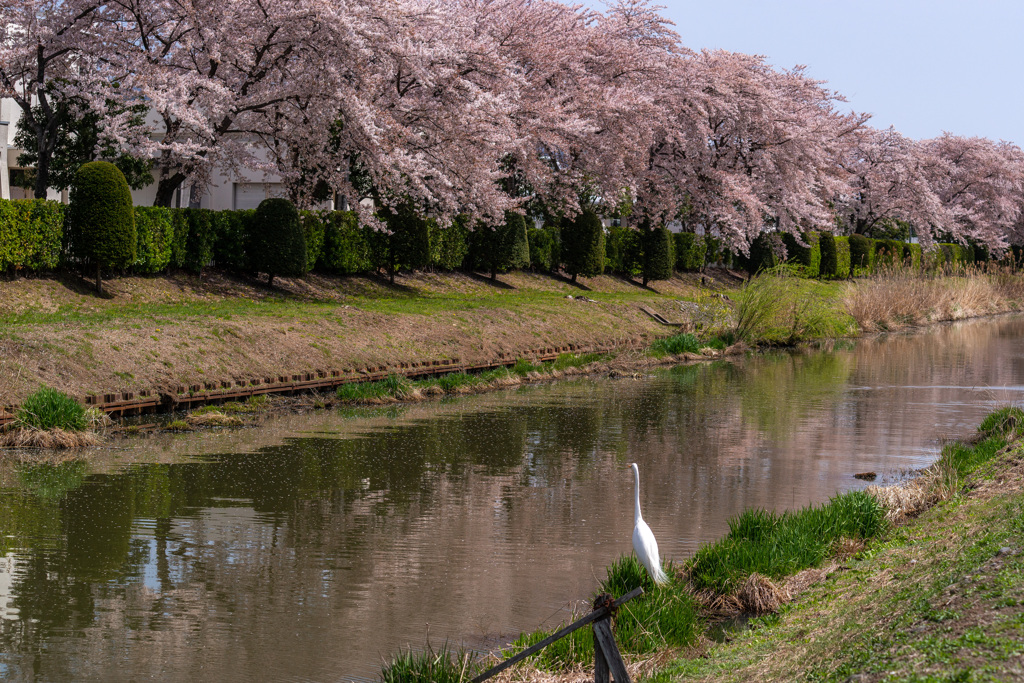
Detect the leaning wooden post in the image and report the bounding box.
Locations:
[592,593,631,683]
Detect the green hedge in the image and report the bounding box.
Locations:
[605,224,641,276]
[210,208,251,270]
[319,210,371,274]
[834,236,851,278]
[782,231,820,277]
[674,232,707,271]
[527,225,555,272]
[300,210,327,273]
[849,234,873,274]
[133,206,173,274]
[0,199,64,273]
[429,215,470,272]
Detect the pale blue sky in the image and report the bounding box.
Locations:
[646,0,1024,144]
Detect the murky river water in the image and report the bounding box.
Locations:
[3,316,1024,681]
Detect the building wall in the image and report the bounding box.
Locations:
[0,96,328,210]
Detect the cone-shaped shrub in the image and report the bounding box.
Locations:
[641,225,673,285]
[560,209,605,282]
[467,211,530,280]
[849,233,873,273]
[819,231,838,278]
[65,161,136,293]
[246,198,307,286]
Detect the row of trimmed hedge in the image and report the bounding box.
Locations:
[0,197,999,280]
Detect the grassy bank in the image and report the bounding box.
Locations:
[380,407,1024,682]
[2,264,1023,431]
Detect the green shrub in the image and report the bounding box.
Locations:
[375,203,431,282]
[782,231,820,277]
[834,236,851,278]
[704,235,723,266]
[133,206,173,274]
[299,210,327,272]
[674,231,708,271]
[747,232,783,274]
[819,232,837,278]
[466,211,530,280]
[849,234,873,274]
[0,199,64,273]
[527,225,554,271]
[605,224,641,276]
[210,209,252,270]
[599,555,700,655]
[169,208,215,273]
[561,209,605,282]
[319,210,372,275]
[65,161,136,293]
[17,386,88,431]
[873,238,904,268]
[429,214,470,271]
[641,225,673,285]
[246,198,307,286]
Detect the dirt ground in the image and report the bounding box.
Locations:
[0,268,744,408]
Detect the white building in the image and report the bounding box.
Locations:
[1,96,324,211]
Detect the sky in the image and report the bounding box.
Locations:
[644,0,1024,145]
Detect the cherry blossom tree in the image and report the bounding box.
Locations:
[836,127,948,244]
[0,0,105,198]
[920,133,1024,250]
[640,50,868,251]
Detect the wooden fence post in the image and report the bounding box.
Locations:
[592,593,630,683]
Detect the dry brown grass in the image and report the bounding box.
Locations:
[735,573,791,614]
[844,266,1023,332]
[185,411,244,427]
[0,427,101,449]
[485,649,674,683]
[866,464,958,524]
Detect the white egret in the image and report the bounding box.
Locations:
[631,462,669,585]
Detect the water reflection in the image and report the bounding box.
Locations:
[3,316,1024,681]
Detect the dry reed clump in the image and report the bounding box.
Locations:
[844,269,944,331]
[831,537,867,559]
[735,573,791,614]
[485,650,670,683]
[421,384,445,396]
[866,463,957,524]
[186,411,244,427]
[0,427,101,449]
[491,375,522,387]
[844,265,1021,332]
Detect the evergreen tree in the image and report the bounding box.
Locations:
[65,161,137,294]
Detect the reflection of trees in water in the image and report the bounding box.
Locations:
[2,315,1024,679]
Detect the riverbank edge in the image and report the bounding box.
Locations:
[2,268,1022,447]
[465,408,1024,683]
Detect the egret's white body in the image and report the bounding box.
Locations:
[631,463,669,585]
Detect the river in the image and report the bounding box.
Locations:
[3,315,1024,681]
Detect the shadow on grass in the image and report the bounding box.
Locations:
[465,271,516,290]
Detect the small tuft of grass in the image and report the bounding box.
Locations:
[649,333,702,356]
[380,642,478,683]
[16,386,88,432]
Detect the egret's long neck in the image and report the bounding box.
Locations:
[633,467,642,525]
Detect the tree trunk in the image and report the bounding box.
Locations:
[267,273,275,288]
[95,263,103,295]
[571,272,577,283]
[154,173,187,207]
[490,267,497,281]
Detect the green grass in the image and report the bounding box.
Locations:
[688,490,888,595]
[649,333,702,356]
[16,385,88,431]
[380,642,479,683]
[505,554,701,672]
